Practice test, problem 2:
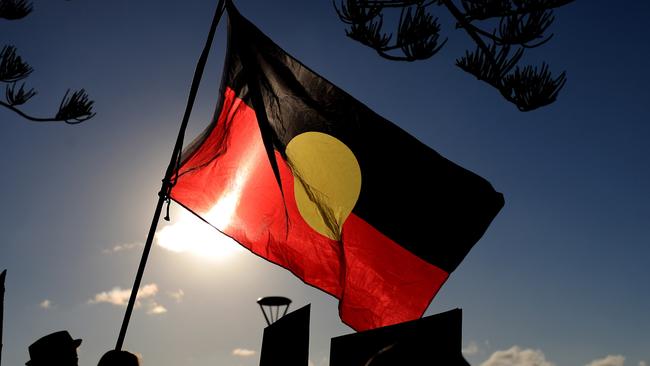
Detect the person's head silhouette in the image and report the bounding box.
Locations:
[97,350,140,366]
[25,330,82,366]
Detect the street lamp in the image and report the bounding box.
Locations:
[256,296,291,326]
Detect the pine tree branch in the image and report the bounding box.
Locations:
[343,0,439,9]
[0,100,65,122]
[5,82,36,105]
[335,0,383,25]
[334,0,573,111]
[458,20,553,49]
[2,2,98,123]
[0,0,32,20]
[441,0,499,67]
[341,1,447,61]
[0,45,33,83]
[501,63,566,110]
[445,0,569,110]
[462,0,573,22]
[54,89,95,124]
[0,89,95,123]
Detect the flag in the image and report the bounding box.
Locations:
[329,309,470,366]
[259,304,310,366]
[170,2,504,331]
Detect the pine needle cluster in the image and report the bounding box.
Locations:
[0,0,95,123]
[334,0,574,111]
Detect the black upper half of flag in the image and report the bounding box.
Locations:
[185,1,504,273]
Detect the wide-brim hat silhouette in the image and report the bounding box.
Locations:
[26,330,82,365]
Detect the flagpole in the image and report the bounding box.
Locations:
[115,0,226,350]
[1,269,5,366]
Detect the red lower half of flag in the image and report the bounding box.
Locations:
[171,87,448,331]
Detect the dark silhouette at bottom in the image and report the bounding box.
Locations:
[25,330,81,366]
[259,304,310,366]
[97,350,140,366]
[330,309,470,366]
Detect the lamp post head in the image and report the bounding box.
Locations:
[256,296,292,326]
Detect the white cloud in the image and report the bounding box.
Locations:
[480,346,554,366]
[147,303,167,315]
[232,348,256,357]
[89,284,172,316]
[639,361,646,366]
[480,347,631,366]
[103,242,142,254]
[89,283,159,307]
[168,289,185,303]
[463,341,480,356]
[39,299,51,309]
[586,355,625,366]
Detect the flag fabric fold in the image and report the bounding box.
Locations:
[170,1,504,331]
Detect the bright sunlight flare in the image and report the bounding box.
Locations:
[157,128,262,261]
[156,208,243,261]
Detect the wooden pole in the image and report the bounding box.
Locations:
[114,0,227,350]
[1,269,6,366]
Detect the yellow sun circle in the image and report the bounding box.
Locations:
[286,132,362,240]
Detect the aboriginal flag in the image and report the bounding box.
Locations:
[170,2,504,331]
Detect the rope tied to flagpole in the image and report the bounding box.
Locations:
[163,141,185,221]
[114,0,227,350]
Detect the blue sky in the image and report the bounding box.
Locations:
[1,1,649,365]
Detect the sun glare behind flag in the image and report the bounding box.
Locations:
[169,1,504,331]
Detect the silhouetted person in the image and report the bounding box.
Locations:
[97,350,140,366]
[25,330,81,366]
